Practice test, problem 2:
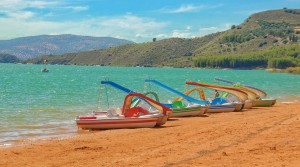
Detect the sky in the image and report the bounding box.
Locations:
[0,0,300,43]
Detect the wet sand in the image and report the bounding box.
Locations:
[1,103,300,167]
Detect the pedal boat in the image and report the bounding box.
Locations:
[144,79,209,117]
[76,93,172,130]
[185,81,249,113]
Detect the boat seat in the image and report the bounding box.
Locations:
[115,108,122,115]
[138,102,160,114]
[172,101,187,108]
[124,107,150,117]
[106,109,120,117]
[211,97,228,105]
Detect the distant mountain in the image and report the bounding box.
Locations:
[0,53,20,63]
[26,9,300,68]
[0,34,134,60]
[25,33,220,67]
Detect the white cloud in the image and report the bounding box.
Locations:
[0,14,169,42]
[156,34,169,38]
[0,0,88,20]
[65,6,89,12]
[198,23,232,36]
[7,11,35,19]
[0,0,60,10]
[199,27,218,31]
[161,4,204,13]
[0,11,233,43]
[172,30,192,38]
[0,1,229,42]
[165,23,232,39]
[99,15,168,30]
[96,15,170,41]
[160,3,223,14]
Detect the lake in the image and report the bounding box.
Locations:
[1,63,300,146]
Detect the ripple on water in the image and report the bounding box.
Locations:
[0,64,299,146]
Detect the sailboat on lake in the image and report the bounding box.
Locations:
[41,59,49,72]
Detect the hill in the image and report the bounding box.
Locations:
[26,9,300,68]
[0,54,20,63]
[0,34,134,60]
[26,33,220,67]
[193,9,300,56]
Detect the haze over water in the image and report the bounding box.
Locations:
[1,63,300,146]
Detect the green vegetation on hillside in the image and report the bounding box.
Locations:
[284,9,300,15]
[25,33,221,67]
[193,9,300,57]
[194,45,300,69]
[0,54,20,63]
[255,20,295,38]
[284,67,300,74]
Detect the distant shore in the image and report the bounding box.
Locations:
[1,102,300,167]
[266,67,300,74]
[7,62,300,75]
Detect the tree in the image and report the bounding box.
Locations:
[153,38,157,42]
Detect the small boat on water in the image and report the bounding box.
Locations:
[41,59,49,72]
[76,93,172,129]
[144,79,209,117]
[41,68,49,72]
[214,78,276,107]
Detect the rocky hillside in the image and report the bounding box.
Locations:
[0,54,20,63]
[0,34,134,60]
[26,9,300,68]
[193,9,300,56]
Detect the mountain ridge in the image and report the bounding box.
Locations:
[25,9,300,68]
[0,34,134,60]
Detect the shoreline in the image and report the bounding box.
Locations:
[0,95,300,149]
[1,99,300,148]
[1,102,300,167]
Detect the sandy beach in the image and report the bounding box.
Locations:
[1,102,300,167]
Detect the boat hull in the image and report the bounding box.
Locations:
[207,104,236,113]
[242,100,253,109]
[170,106,206,117]
[253,99,276,107]
[76,117,160,129]
[233,102,243,111]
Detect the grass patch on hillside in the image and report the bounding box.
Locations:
[284,67,300,74]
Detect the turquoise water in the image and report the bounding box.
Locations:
[1,63,300,146]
